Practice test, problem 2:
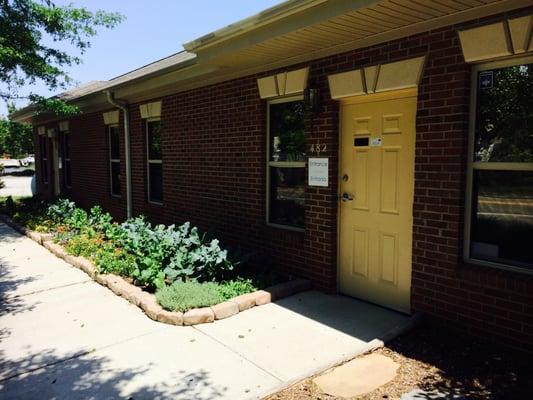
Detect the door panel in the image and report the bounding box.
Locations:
[352,227,369,278]
[353,149,369,210]
[339,90,416,313]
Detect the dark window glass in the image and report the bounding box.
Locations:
[111,162,121,196]
[268,100,306,228]
[470,170,533,269]
[40,136,48,184]
[63,134,70,159]
[147,121,162,160]
[65,160,71,188]
[269,167,305,228]
[149,163,163,203]
[470,62,533,270]
[269,101,306,162]
[109,126,120,160]
[474,64,533,162]
[62,133,71,187]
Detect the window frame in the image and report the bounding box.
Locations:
[266,94,306,232]
[464,54,533,275]
[62,131,72,189]
[39,135,48,184]
[108,124,121,197]
[146,118,163,205]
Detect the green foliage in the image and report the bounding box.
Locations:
[46,198,76,223]
[64,233,101,258]
[88,205,113,232]
[29,95,81,117]
[0,117,33,157]
[94,246,136,277]
[115,217,234,288]
[216,278,257,300]
[5,197,243,292]
[155,281,223,312]
[0,1,124,105]
[4,195,14,215]
[2,195,52,231]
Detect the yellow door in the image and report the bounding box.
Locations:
[339,89,417,313]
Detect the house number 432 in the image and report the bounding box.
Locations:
[309,144,327,154]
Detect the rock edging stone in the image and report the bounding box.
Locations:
[0,214,312,326]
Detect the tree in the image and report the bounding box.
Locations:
[0,0,124,115]
[0,116,33,158]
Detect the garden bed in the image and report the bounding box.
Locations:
[0,197,311,326]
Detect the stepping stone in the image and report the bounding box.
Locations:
[313,353,399,398]
[401,389,466,399]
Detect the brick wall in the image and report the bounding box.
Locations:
[35,7,533,351]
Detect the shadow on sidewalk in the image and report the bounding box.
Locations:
[0,347,227,400]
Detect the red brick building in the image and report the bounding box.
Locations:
[13,1,533,351]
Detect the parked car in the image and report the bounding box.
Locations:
[19,155,35,166]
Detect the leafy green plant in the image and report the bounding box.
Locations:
[7,197,243,292]
[64,207,88,230]
[64,233,102,258]
[47,198,76,223]
[155,281,223,312]
[217,278,257,300]
[115,217,235,288]
[94,245,136,277]
[88,205,113,233]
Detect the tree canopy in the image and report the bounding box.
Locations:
[0,115,32,157]
[0,0,123,115]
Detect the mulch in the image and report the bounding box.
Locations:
[265,325,533,400]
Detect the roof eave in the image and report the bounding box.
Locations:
[183,0,328,52]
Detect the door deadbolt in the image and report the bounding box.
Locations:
[341,192,354,202]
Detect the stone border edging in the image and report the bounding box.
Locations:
[0,214,311,326]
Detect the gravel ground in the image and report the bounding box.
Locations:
[265,325,533,400]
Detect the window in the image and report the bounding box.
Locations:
[109,125,121,196]
[62,132,71,188]
[465,57,533,272]
[39,135,48,184]
[267,97,306,229]
[146,120,162,203]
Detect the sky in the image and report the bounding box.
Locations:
[1,0,282,116]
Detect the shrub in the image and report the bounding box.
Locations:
[156,281,223,312]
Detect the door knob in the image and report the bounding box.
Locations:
[341,192,354,202]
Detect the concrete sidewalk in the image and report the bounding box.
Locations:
[0,222,411,399]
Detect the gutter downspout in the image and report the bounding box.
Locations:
[105,91,133,219]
